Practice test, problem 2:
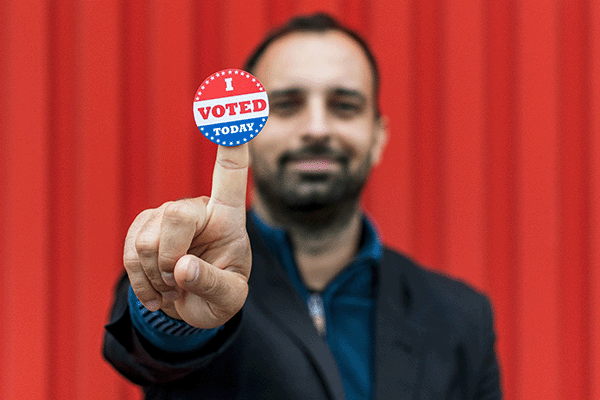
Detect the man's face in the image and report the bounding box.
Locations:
[249,31,387,212]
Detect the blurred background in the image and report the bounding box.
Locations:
[1,0,598,399]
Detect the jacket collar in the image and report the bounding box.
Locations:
[246,215,428,400]
[247,217,347,399]
[373,249,429,400]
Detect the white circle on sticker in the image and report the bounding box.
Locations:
[193,69,269,147]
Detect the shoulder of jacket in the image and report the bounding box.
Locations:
[380,247,493,335]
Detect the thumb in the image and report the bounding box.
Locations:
[173,255,248,324]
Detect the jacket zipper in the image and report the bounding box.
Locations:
[307,292,326,337]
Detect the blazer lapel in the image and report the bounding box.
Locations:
[247,220,347,400]
[373,250,428,400]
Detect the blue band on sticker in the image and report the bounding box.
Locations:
[199,117,268,146]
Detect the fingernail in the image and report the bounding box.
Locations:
[161,290,179,302]
[161,272,176,286]
[186,259,199,283]
[145,299,160,311]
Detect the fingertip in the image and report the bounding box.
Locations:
[161,271,176,286]
[174,255,200,286]
[185,259,199,283]
[161,290,179,302]
[145,299,161,312]
[129,275,163,312]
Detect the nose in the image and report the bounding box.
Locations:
[301,96,330,142]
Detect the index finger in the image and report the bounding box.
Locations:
[209,144,249,209]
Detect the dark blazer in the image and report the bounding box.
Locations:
[104,217,501,399]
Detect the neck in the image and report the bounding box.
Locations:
[253,195,363,291]
[290,211,362,291]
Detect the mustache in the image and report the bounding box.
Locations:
[279,144,350,166]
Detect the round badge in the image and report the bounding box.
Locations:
[193,69,269,146]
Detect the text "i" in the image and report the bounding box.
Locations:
[224,77,234,91]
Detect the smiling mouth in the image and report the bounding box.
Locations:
[287,158,341,173]
[279,143,349,176]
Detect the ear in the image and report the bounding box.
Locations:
[370,115,389,167]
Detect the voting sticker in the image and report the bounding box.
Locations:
[193,69,269,146]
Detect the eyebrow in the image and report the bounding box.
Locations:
[269,87,367,103]
[330,88,367,105]
[269,88,303,99]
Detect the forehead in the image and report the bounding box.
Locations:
[253,31,374,95]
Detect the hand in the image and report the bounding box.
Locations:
[123,145,251,329]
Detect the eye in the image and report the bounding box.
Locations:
[270,96,303,117]
[329,97,364,119]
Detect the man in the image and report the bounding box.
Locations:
[104,13,501,399]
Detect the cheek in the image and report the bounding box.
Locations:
[249,135,282,173]
[250,136,276,159]
[251,121,293,155]
[339,122,377,157]
[249,147,270,179]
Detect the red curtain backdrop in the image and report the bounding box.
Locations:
[1,1,598,399]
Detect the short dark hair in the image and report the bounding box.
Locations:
[244,13,381,117]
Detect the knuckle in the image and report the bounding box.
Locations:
[197,265,219,296]
[216,156,247,170]
[130,208,155,231]
[137,208,155,220]
[132,209,150,223]
[209,280,246,320]
[135,234,159,257]
[158,251,180,267]
[226,275,248,311]
[123,256,140,271]
[191,196,210,209]
[163,201,196,225]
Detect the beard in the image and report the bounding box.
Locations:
[251,142,372,230]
